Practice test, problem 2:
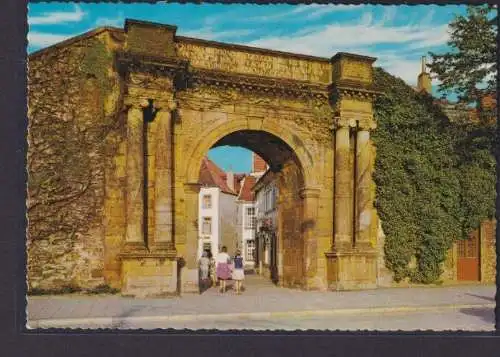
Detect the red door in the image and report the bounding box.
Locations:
[457,230,480,281]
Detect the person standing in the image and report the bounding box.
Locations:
[232,250,245,294]
[198,251,210,294]
[216,246,231,293]
[207,250,216,287]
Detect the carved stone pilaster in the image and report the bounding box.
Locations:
[124,105,145,248]
[333,123,353,251]
[152,108,175,252]
[299,187,321,283]
[355,129,373,250]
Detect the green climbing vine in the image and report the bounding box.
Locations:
[372,68,496,284]
[81,38,113,96]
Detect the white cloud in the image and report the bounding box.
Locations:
[240,16,453,86]
[247,21,449,57]
[305,5,365,19]
[180,27,255,41]
[246,4,364,22]
[378,6,397,26]
[359,11,374,26]
[28,32,74,48]
[28,5,86,25]
[419,8,435,27]
[95,13,125,28]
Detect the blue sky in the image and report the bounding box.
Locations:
[28,3,469,172]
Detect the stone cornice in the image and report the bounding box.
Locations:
[115,50,189,77]
[116,50,383,103]
[187,68,330,100]
[330,80,383,101]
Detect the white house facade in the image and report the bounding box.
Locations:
[253,170,279,281]
[197,157,239,259]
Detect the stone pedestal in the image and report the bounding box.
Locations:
[325,249,377,290]
[120,251,178,297]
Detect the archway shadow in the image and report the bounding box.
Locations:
[459,306,495,325]
[465,293,495,302]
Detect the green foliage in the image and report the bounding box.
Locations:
[81,38,113,95]
[428,5,497,110]
[372,68,496,284]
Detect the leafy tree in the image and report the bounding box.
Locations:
[428,5,497,116]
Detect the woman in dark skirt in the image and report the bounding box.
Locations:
[216,246,231,293]
[232,250,245,294]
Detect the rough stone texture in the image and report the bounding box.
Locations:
[277,160,305,288]
[121,257,177,297]
[27,30,123,291]
[441,245,458,282]
[480,219,496,283]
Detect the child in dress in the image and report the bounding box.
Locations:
[232,250,245,294]
[216,246,231,293]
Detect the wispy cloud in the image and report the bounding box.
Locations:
[242,15,451,85]
[180,27,255,41]
[28,32,74,48]
[377,6,397,26]
[246,4,364,22]
[28,5,86,25]
[247,22,449,55]
[94,13,125,28]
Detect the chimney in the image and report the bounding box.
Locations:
[252,153,268,174]
[417,55,432,94]
[226,168,234,192]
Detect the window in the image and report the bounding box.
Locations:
[265,188,273,212]
[246,207,256,229]
[202,194,212,209]
[271,187,277,209]
[202,217,212,235]
[203,242,212,252]
[246,240,255,261]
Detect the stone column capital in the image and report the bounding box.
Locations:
[299,186,322,199]
[358,119,377,131]
[155,99,177,112]
[334,116,357,129]
[124,96,176,112]
[334,115,376,131]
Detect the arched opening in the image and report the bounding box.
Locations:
[193,129,306,289]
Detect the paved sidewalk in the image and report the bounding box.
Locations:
[27,275,495,327]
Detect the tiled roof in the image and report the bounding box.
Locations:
[198,157,236,195]
[252,153,268,173]
[237,175,257,202]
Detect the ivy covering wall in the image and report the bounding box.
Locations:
[372,68,496,284]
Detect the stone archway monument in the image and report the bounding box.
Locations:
[35,19,382,296]
[113,19,383,295]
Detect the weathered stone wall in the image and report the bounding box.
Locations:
[480,219,496,283]
[176,39,331,84]
[277,160,305,287]
[27,30,123,291]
